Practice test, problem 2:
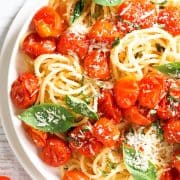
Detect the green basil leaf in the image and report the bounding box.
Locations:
[123,144,157,180]
[93,0,123,6]
[112,37,120,47]
[154,62,180,78]
[152,120,163,140]
[71,0,85,23]
[65,95,98,120]
[18,104,74,133]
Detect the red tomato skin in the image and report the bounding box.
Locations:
[57,32,89,60]
[40,137,71,167]
[158,6,180,36]
[160,168,180,180]
[123,106,151,126]
[10,73,39,109]
[172,150,180,172]
[118,0,157,31]
[88,19,120,42]
[32,6,63,38]
[84,50,110,80]
[157,96,180,120]
[22,33,56,59]
[114,76,139,109]
[98,89,122,123]
[93,117,120,147]
[63,170,90,180]
[163,119,180,144]
[0,177,11,180]
[138,73,167,109]
[23,123,47,148]
[68,124,103,158]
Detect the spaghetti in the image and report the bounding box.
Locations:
[10,0,180,179]
[111,27,179,80]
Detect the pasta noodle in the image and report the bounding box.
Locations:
[60,148,131,180]
[34,53,100,116]
[16,0,180,179]
[110,27,180,80]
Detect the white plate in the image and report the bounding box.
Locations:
[0,0,60,179]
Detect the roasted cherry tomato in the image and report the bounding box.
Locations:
[63,170,90,180]
[157,96,180,120]
[160,168,180,180]
[68,123,102,158]
[57,32,89,60]
[118,0,157,31]
[114,76,139,109]
[98,89,122,123]
[32,6,63,38]
[23,123,47,148]
[84,50,110,80]
[88,19,120,42]
[22,33,56,59]
[138,73,167,109]
[163,119,180,144]
[158,6,180,36]
[93,117,120,147]
[40,137,71,167]
[123,106,151,126]
[172,150,180,172]
[10,72,39,109]
[169,80,180,100]
[0,177,11,180]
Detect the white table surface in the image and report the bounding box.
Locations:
[0,0,31,179]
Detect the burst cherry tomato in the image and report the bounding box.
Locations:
[172,150,180,172]
[157,96,180,120]
[63,170,90,180]
[84,50,110,80]
[88,19,120,42]
[0,177,11,180]
[68,124,102,158]
[93,117,120,147]
[22,33,56,59]
[23,123,47,148]
[114,76,139,109]
[123,106,151,126]
[163,119,180,144]
[160,168,180,180]
[138,73,167,109]
[57,32,89,60]
[10,73,39,109]
[98,89,122,123]
[40,137,71,167]
[158,6,180,36]
[118,0,157,31]
[32,6,64,38]
[169,80,180,100]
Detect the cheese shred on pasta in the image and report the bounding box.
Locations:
[28,0,180,179]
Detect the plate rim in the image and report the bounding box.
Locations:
[0,0,49,179]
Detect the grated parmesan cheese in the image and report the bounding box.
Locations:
[126,126,174,170]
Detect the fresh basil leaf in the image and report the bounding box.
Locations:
[123,144,157,180]
[154,62,180,78]
[71,0,85,23]
[93,0,123,6]
[152,120,163,140]
[65,95,98,120]
[18,104,74,133]
[112,37,120,47]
